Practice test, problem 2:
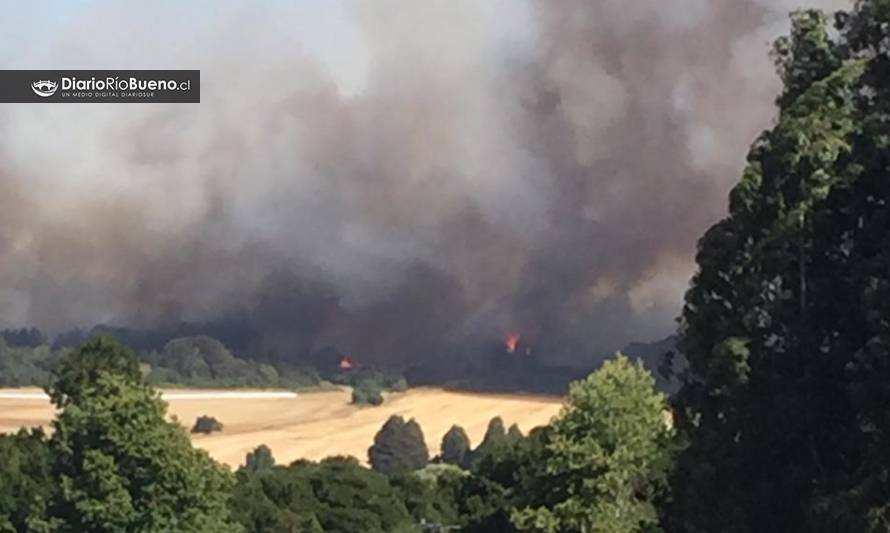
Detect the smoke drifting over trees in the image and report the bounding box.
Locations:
[0,0,849,365]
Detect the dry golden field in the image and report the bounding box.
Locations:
[0,387,563,467]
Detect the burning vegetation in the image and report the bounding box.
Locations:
[504,334,521,354]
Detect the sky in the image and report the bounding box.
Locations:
[2,1,372,95]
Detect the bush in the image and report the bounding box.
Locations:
[192,415,224,434]
[352,379,384,406]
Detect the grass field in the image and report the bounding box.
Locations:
[0,387,563,467]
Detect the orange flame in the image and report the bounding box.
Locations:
[505,334,520,353]
[339,357,354,369]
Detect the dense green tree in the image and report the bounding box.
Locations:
[470,426,536,492]
[437,471,513,533]
[390,467,463,530]
[47,337,240,532]
[368,416,429,475]
[512,355,671,533]
[232,457,416,533]
[245,445,275,473]
[152,336,266,386]
[0,340,60,388]
[440,425,471,466]
[48,335,142,407]
[0,429,55,531]
[668,3,890,531]
[466,417,508,466]
[231,468,316,533]
[145,336,306,388]
[478,417,507,451]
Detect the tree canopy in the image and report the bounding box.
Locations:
[512,355,672,533]
[440,425,471,467]
[368,415,430,475]
[669,3,890,531]
[0,337,235,532]
[0,429,54,532]
[232,456,417,533]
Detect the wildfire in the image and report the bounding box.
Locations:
[505,334,520,354]
[339,357,354,370]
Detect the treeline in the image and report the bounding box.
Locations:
[0,334,324,390]
[0,329,411,397]
[0,341,58,387]
[0,332,412,394]
[141,336,321,389]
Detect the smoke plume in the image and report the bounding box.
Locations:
[0,0,849,365]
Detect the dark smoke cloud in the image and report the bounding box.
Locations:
[0,0,849,365]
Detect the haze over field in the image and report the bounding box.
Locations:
[0,0,850,366]
[0,387,563,466]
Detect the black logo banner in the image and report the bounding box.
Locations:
[0,70,200,103]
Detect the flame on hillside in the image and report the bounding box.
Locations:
[505,333,520,354]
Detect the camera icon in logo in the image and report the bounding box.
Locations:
[31,80,58,97]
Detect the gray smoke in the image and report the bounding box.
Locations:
[0,0,849,365]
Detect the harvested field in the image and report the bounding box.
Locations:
[0,387,563,467]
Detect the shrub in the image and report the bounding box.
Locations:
[192,415,224,434]
[352,379,384,406]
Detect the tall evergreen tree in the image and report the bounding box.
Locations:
[441,425,471,467]
[469,417,508,466]
[368,415,429,475]
[668,3,890,531]
[244,444,275,473]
